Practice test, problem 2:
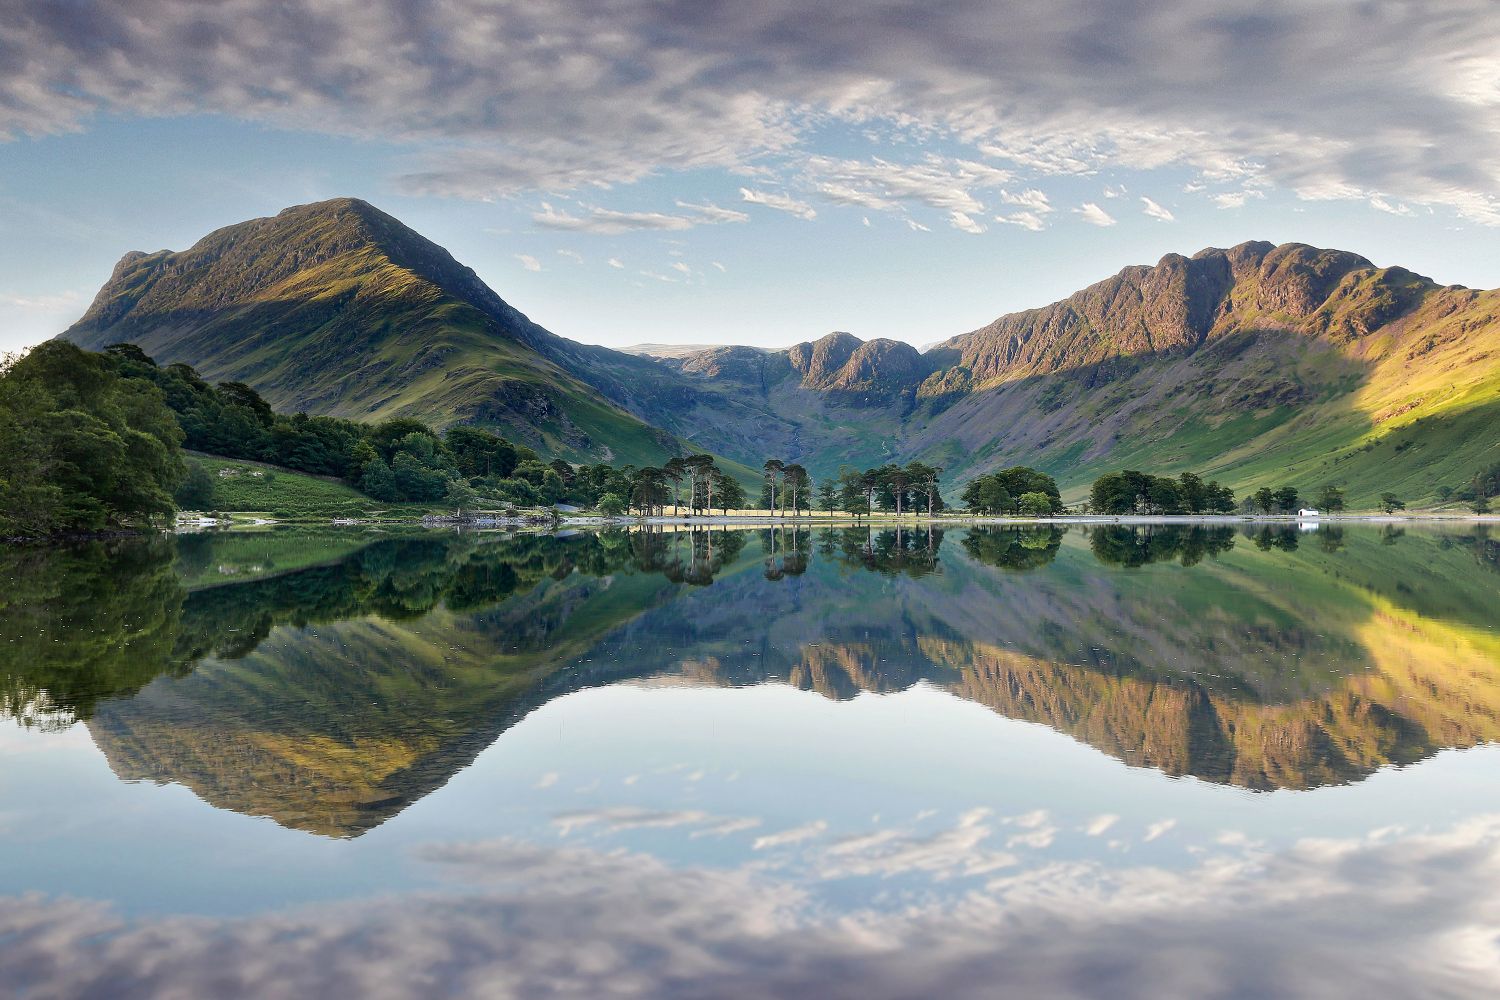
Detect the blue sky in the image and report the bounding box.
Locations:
[3,1,1498,354]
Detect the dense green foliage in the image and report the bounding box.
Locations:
[961,467,1062,515]
[0,342,185,537]
[105,346,490,505]
[1089,470,1236,515]
[19,342,761,519]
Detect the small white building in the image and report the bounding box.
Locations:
[1298,508,1320,517]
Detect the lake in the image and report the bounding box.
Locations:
[3,523,1499,998]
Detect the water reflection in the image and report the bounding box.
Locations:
[1090,524,1236,566]
[4,813,1497,999]
[3,524,1499,837]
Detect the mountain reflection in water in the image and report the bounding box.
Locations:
[3,523,1497,839]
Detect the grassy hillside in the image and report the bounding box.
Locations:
[188,455,385,519]
[655,244,1500,507]
[905,279,1500,506]
[62,199,705,470]
[59,201,1497,506]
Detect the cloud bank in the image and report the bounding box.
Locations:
[2,1,1498,222]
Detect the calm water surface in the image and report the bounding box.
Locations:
[2,523,1499,998]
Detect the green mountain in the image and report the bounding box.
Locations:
[61,198,702,468]
[657,243,1500,503]
[62,201,1499,505]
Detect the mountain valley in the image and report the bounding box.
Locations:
[62,199,1500,505]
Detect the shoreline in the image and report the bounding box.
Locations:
[554,512,1500,527]
[7,511,1497,545]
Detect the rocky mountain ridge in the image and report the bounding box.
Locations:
[60,199,1500,504]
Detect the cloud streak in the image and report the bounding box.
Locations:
[739,188,818,220]
[534,201,747,234]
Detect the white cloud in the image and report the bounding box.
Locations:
[1084,814,1120,836]
[1103,184,1128,199]
[999,189,1053,214]
[515,254,542,271]
[1139,196,1175,222]
[710,261,726,272]
[1008,810,1051,829]
[1007,827,1057,849]
[820,809,1017,879]
[753,819,829,850]
[674,201,750,224]
[802,155,1013,218]
[996,211,1048,232]
[948,210,986,234]
[607,257,625,269]
[1144,819,1178,842]
[739,188,817,220]
[533,201,747,235]
[690,817,763,839]
[555,250,583,264]
[0,290,83,311]
[1370,196,1416,217]
[535,771,559,788]
[551,806,757,837]
[1211,190,1266,209]
[670,261,693,276]
[1075,202,1117,227]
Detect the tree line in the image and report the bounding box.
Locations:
[960,467,1063,515]
[1089,471,1237,515]
[0,342,745,536]
[767,461,950,519]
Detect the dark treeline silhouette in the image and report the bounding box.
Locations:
[1245,524,1303,552]
[760,524,812,579]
